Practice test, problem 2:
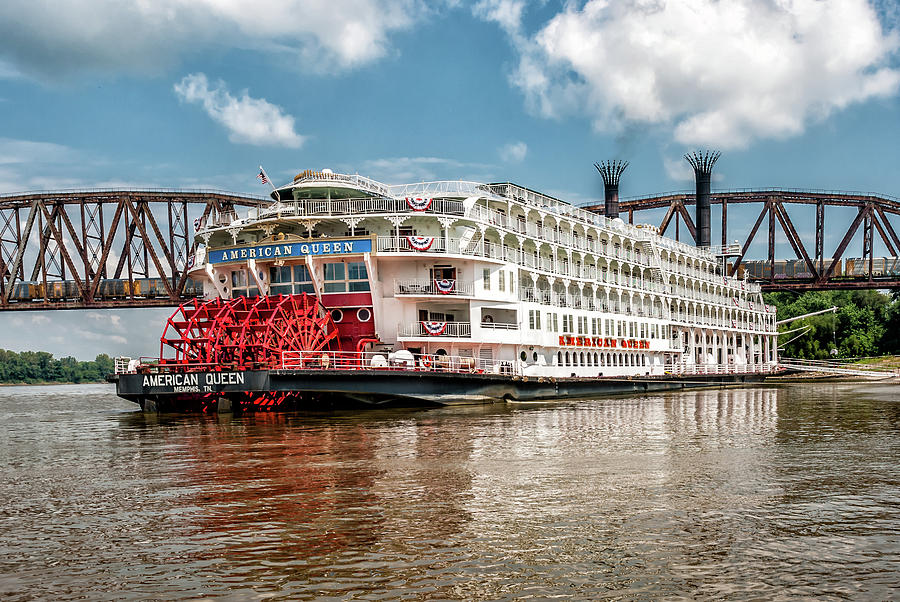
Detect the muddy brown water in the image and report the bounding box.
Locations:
[1,382,898,599]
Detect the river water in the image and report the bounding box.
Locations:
[0,383,897,600]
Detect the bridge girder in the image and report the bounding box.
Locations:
[585,189,900,291]
[0,190,266,310]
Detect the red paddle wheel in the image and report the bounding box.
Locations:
[160,293,340,371]
[160,297,231,367]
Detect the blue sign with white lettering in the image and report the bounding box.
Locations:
[208,238,372,264]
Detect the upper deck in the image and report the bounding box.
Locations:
[248,171,740,273]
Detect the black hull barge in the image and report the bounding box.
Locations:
[109,367,780,413]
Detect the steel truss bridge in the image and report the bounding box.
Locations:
[0,190,265,311]
[584,188,900,291]
[2,187,899,312]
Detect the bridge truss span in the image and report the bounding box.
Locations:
[0,190,267,310]
[583,188,900,291]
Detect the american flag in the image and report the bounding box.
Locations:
[257,169,269,185]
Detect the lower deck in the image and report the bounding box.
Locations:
[111,365,781,412]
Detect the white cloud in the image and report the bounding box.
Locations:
[174,73,305,148]
[0,138,74,165]
[473,0,525,33]
[499,141,527,162]
[0,1,425,80]
[478,0,900,149]
[663,156,695,183]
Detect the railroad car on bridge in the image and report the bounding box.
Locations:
[6,277,204,303]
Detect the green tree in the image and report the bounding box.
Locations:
[0,350,114,384]
[765,289,899,359]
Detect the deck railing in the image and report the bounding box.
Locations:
[479,322,519,330]
[115,354,779,378]
[279,350,501,373]
[398,321,473,338]
[664,363,776,375]
[394,279,474,296]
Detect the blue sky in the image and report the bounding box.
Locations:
[1,0,900,359]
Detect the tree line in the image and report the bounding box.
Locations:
[765,289,900,359]
[0,350,114,384]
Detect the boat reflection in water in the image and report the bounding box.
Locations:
[96,384,896,599]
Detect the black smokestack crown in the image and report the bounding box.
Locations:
[684,150,720,176]
[594,160,629,219]
[684,150,720,247]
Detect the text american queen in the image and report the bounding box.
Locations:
[208,238,372,264]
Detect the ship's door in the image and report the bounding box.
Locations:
[430,265,456,281]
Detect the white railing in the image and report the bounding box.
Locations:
[521,289,552,304]
[279,350,507,374]
[292,171,391,196]
[664,363,777,375]
[388,180,491,198]
[261,196,467,218]
[479,322,519,330]
[398,322,472,338]
[394,279,474,296]
[114,356,132,374]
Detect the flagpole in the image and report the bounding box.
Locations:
[259,165,281,203]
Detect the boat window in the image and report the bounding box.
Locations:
[270,266,292,283]
[267,264,314,294]
[324,261,370,293]
[348,262,369,291]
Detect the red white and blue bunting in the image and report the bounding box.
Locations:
[421,321,447,336]
[406,235,435,251]
[405,197,433,211]
[434,278,455,294]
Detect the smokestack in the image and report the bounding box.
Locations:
[684,150,720,247]
[594,160,629,220]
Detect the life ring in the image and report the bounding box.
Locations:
[420,355,433,369]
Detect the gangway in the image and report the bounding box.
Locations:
[779,358,898,378]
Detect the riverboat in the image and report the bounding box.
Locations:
[111,169,779,411]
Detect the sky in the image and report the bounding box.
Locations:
[1,0,900,359]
